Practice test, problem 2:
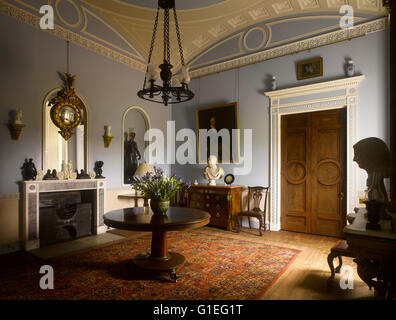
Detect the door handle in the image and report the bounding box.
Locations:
[338,192,344,200]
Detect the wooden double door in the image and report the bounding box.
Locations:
[281,108,346,237]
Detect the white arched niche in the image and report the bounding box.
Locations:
[42,88,89,173]
[122,106,151,186]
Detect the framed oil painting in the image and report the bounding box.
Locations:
[196,102,239,164]
[297,57,323,80]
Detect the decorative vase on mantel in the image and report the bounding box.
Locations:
[346,59,355,77]
[150,199,170,216]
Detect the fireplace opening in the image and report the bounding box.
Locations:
[39,191,93,247]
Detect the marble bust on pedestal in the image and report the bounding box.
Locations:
[203,155,224,186]
[353,137,392,204]
[353,137,392,227]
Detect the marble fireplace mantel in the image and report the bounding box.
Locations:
[23,179,107,250]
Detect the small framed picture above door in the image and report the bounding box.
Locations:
[296,57,323,80]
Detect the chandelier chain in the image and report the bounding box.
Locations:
[163,8,171,63]
[66,40,70,74]
[147,7,160,64]
[172,7,185,66]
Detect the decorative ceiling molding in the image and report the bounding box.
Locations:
[81,0,386,73]
[0,1,146,72]
[189,17,387,79]
[272,1,294,15]
[188,32,245,69]
[80,6,145,60]
[266,15,363,47]
[187,14,362,71]
[2,0,388,78]
[297,0,321,10]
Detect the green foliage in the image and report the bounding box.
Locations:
[131,167,190,201]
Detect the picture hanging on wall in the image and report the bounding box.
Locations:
[196,102,240,164]
[296,57,323,80]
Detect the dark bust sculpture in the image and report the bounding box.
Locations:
[21,158,37,181]
[77,169,90,179]
[353,137,392,229]
[43,169,58,180]
[94,161,105,179]
[353,137,392,203]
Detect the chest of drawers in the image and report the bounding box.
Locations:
[186,185,243,230]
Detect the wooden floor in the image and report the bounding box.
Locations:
[217,227,373,300]
[109,226,374,300]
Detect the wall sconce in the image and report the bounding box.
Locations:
[9,110,25,140]
[103,125,114,148]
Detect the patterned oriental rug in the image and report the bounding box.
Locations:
[0,230,300,300]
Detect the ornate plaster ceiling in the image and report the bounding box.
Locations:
[1,0,387,77]
[80,0,386,71]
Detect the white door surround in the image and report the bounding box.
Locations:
[264,75,365,231]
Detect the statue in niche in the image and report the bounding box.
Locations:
[203,155,224,186]
[124,130,141,184]
[353,137,392,227]
[21,158,37,181]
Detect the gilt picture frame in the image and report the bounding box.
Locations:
[296,57,323,80]
[196,102,240,164]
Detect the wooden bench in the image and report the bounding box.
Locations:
[327,240,355,281]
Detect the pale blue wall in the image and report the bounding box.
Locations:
[0,15,171,194]
[171,30,390,191]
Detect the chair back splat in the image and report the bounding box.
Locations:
[237,186,269,236]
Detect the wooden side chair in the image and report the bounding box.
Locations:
[236,186,269,236]
[327,239,355,282]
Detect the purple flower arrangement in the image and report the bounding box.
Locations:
[131,166,190,201]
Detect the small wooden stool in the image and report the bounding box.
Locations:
[327,240,355,281]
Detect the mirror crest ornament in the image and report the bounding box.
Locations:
[49,73,82,140]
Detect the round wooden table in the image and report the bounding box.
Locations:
[104,206,210,282]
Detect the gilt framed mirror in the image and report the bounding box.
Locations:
[42,88,89,173]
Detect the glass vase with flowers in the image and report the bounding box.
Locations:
[131,167,190,215]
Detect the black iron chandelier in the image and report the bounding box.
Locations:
[137,0,194,106]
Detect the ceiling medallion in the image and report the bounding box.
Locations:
[137,0,194,106]
[49,72,82,140]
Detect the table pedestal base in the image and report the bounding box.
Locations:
[132,252,185,282]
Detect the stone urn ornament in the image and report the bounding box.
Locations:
[203,155,224,186]
[346,59,355,77]
[271,76,277,90]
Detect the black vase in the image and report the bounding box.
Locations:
[364,200,382,230]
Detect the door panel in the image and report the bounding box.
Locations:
[281,109,346,237]
[281,114,310,233]
[311,110,346,237]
